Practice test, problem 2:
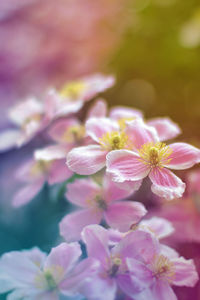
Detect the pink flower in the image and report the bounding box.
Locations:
[0,243,98,299]
[107,118,200,200]
[12,153,72,207]
[60,174,146,241]
[50,74,115,118]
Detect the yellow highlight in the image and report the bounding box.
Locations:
[118,117,135,130]
[62,124,85,143]
[151,255,175,282]
[138,142,172,168]
[99,131,131,151]
[59,80,86,99]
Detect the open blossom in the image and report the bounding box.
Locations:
[80,224,198,300]
[107,118,200,200]
[0,243,98,299]
[49,74,115,117]
[60,174,146,241]
[12,152,72,207]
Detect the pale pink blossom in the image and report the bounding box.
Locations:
[60,174,146,241]
[12,154,72,207]
[107,118,200,200]
[0,243,98,299]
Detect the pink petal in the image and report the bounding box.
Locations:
[106,150,150,182]
[66,178,101,208]
[67,145,107,175]
[172,257,199,287]
[149,167,186,200]
[60,258,100,294]
[104,201,147,232]
[0,129,20,152]
[47,159,73,185]
[55,99,84,117]
[109,106,143,120]
[59,209,102,242]
[113,180,142,194]
[44,243,81,275]
[103,173,136,203]
[12,180,44,207]
[81,224,110,267]
[125,118,158,149]
[34,145,67,161]
[48,118,80,143]
[147,118,181,141]
[87,99,107,119]
[164,143,200,170]
[86,117,119,143]
[113,230,160,264]
[140,217,174,239]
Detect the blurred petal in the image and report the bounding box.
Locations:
[66,178,101,207]
[172,257,199,287]
[87,99,107,119]
[67,145,107,175]
[140,217,174,239]
[48,118,80,143]
[104,201,147,232]
[47,159,73,185]
[34,145,67,161]
[106,150,149,182]
[0,129,19,152]
[149,167,185,200]
[110,106,143,120]
[147,118,181,141]
[60,209,102,242]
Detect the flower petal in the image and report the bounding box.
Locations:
[106,150,150,182]
[125,118,158,149]
[12,180,44,207]
[34,145,67,161]
[44,243,81,276]
[86,117,119,143]
[87,99,107,119]
[60,209,102,242]
[164,143,200,170]
[140,217,174,239]
[172,257,199,287]
[66,178,101,208]
[110,106,143,120]
[0,129,20,152]
[104,201,147,232]
[149,168,186,200]
[147,118,181,141]
[81,224,110,267]
[67,145,107,175]
[47,159,73,185]
[48,118,81,143]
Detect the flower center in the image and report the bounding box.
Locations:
[44,271,57,290]
[95,195,107,211]
[108,257,122,277]
[30,160,51,177]
[138,142,172,168]
[151,255,175,282]
[99,131,131,151]
[59,81,86,100]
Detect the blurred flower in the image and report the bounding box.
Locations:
[0,243,98,299]
[179,9,200,48]
[60,174,146,241]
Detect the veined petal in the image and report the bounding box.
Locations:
[12,180,44,207]
[60,209,102,242]
[104,201,147,232]
[81,225,110,267]
[172,257,199,287]
[66,178,101,207]
[147,118,181,141]
[125,118,158,149]
[149,168,185,200]
[164,143,200,170]
[106,150,150,182]
[44,243,81,277]
[86,117,119,143]
[67,145,107,175]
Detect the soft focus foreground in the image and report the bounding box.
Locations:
[0,1,200,300]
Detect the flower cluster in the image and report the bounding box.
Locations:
[0,73,200,300]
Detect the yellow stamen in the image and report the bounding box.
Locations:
[151,255,175,282]
[138,142,172,168]
[59,81,86,100]
[118,117,135,130]
[99,131,131,151]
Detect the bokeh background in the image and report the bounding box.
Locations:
[0,1,200,296]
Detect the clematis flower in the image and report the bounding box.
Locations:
[60,174,146,242]
[12,152,72,207]
[50,74,115,117]
[0,243,98,300]
[108,217,174,246]
[107,118,200,200]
